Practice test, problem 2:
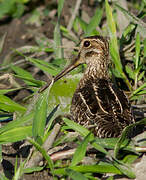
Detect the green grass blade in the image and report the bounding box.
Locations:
[125,65,135,80]
[13,159,26,180]
[85,8,103,36]
[54,22,63,59]
[24,166,44,173]
[66,169,88,180]
[11,65,43,87]
[76,17,88,33]
[63,118,108,154]
[114,118,146,158]
[130,83,146,97]
[0,88,22,95]
[91,141,109,155]
[44,104,60,141]
[122,154,138,165]
[28,137,54,175]
[95,138,134,152]
[71,133,92,167]
[0,94,26,113]
[14,75,44,87]
[26,57,60,76]
[0,126,32,144]
[138,71,145,81]
[32,80,53,138]
[0,173,9,180]
[105,0,132,90]
[135,32,140,69]
[58,0,65,19]
[54,0,64,59]
[0,112,34,134]
[63,118,90,137]
[144,38,146,57]
[54,164,122,175]
[113,160,135,179]
[105,0,122,72]
[120,23,136,44]
[11,65,34,80]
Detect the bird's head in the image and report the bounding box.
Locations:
[54,36,109,82]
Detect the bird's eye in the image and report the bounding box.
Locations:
[83,40,90,47]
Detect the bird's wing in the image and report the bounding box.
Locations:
[92,79,133,124]
[72,79,133,123]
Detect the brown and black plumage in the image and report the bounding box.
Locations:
[54,36,134,138]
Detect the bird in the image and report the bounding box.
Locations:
[53,35,134,138]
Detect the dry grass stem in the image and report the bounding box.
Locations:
[67,0,82,31]
[25,123,61,168]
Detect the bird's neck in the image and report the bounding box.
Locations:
[84,57,109,80]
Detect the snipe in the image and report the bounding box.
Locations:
[54,36,134,138]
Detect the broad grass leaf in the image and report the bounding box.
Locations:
[66,169,88,180]
[0,95,26,113]
[54,0,64,58]
[0,115,12,123]
[76,17,88,33]
[0,112,34,135]
[122,154,138,165]
[14,75,44,87]
[32,80,53,138]
[113,160,135,179]
[135,32,140,69]
[105,0,122,74]
[125,65,135,80]
[99,160,135,179]
[130,83,146,97]
[95,138,118,149]
[95,137,134,152]
[58,0,64,19]
[71,133,92,167]
[0,126,32,144]
[120,23,136,44]
[63,118,108,154]
[13,159,26,180]
[54,164,122,175]
[45,105,59,132]
[48,74,81,114]
[0,0,14,18]
[114,118,146,158]
[54,22,63,59]
[11,65,40,86]
[106,176,114,180]
[105,0,132,90]
[63,118,90,137]
[138,71,145,81]
[24,166,44,174]
[85,8,103,36]
[26,57,60,76]
[0,88,21,95]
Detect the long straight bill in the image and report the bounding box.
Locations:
[39,55,81,92]
[54,57,81,82]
